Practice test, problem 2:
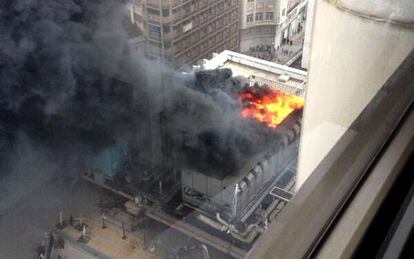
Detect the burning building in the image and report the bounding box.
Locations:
[79,51,307,257]
[182,108,302,223]
[177,54,306,235]
[0,0,307,255]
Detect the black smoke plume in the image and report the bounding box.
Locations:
[0,0,284,179]
[165,69,283,178]
[0,0,143,155]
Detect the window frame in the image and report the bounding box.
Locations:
[247,50,414,259]
[255,12,263,21]
[246,14,253,23]
[266,12,274,21]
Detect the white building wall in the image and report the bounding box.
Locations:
[240,0,280,52]
[296,0,414,190]
[240,0,308,51]
[301,0,314,69]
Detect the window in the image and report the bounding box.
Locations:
[266,12,274,20]
[164,41,171,48]
[148,24,161,39]
[2,1,413,259]
[147,8,160,16]
[163,24,170,33]
[162,8,170,16]
[248,51,414,258]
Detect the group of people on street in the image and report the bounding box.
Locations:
[246,44,275,61]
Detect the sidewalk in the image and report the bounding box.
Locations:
[242,21,306,65]
[274,25,305,64]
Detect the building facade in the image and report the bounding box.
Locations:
[130,0,240,70]
[240,0,307,53]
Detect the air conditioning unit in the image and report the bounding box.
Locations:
[278,74,290,83]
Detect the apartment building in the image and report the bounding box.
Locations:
[130,0,240,70]
[240,0,307,52]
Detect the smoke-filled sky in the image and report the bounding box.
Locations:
[0,0,282,178]
[0,0,152,174]
[0,0,139,149]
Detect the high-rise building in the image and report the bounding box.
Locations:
[130,0,240,70]
[239,0,307,52]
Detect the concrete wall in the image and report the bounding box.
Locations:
[296,0,414,190]
[300,0,314,69]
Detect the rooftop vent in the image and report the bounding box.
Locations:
[278,74,290,83]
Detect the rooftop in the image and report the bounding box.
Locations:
[196,50,308,97]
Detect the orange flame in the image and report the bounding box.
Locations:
[240,86,304,128]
